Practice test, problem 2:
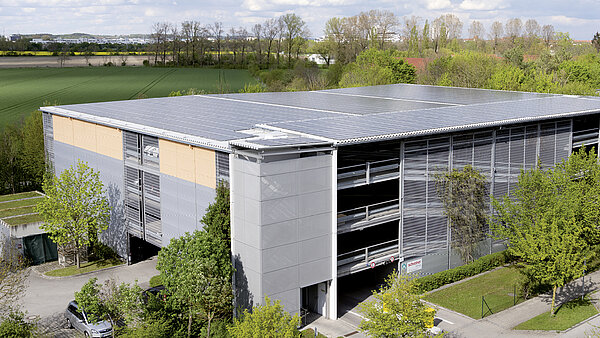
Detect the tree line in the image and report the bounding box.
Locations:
[149,13,309,68]
[0,112,45,195]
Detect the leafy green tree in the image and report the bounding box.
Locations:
[156,230,233,338]
[359,272,435,337]
[37,160,110,268]
[434,165,488,263]
[21,111,45,191]
[591,32,600,53]
[491,149,600,315]
[339,49,416,87]
[488,64,525,91]
[228,297,301,338]
[75,277,144,337]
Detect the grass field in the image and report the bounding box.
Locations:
[514,296,598,331]
[0,67,258,127]
[424,266,525,319]
[45,258,124,277]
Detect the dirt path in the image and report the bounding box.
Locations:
[0,55,150,68]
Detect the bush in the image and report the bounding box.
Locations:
[89,240,118,261]
[149,275,163,288]
[0,310,35,337]
[415,251,514,293]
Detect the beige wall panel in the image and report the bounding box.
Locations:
[52,115,74,145]
[72,119,98,154]
[176,144,196,182]
[159,139,178,177]
[194,147,216,189]
[159,139,216,189]
[96,125,123,160]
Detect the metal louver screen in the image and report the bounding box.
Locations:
[124,131,140,163]
[216,151,229,184]
[403,137,450,257]
[142,135,159,167]
[42,112,55,166]
[400,120,572,259]
[122,130,163,246]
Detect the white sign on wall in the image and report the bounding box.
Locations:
[403,258,422,273]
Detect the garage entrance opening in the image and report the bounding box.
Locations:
[337,261,397,326]
[301,282,328,325]
[128,234,160,264]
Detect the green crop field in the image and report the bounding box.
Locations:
[0,67,258,127]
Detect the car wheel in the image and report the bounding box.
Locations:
[84,331,90,338]
[66,318,72,329]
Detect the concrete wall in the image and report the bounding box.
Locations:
[231,153,333,315]
[160,173,216,247]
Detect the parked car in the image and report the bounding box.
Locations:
[142,285,166,304]
[65,300,112,338]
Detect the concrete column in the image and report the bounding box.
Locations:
[329,148,338,319]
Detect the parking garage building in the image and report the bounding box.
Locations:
[40,84,600,320]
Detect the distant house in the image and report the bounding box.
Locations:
[306,54,334,65]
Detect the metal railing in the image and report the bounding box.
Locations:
[338,158,399,189]
[337,239,399,268]
[337,199,400,232]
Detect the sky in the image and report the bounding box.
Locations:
[0,0,599,40]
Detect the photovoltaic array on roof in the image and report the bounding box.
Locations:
[40,83,600,150]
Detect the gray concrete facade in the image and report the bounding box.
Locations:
[160,173,216,247]
[231,153,333,315]
[53,140,128,257]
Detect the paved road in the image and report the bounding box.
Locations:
[22,257,158,319]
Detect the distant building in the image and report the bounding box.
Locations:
[9,34,22,42]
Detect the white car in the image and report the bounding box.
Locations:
[65,300,112,338]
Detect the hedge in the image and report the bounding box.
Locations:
[415,250,515,294]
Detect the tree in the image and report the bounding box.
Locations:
[0,235,29,314]
[280,13,308,68]
[228,297,301,338]
[469,20,485,50]
[542,24,555,48]
[490,21,504,54]
[359,272,435,337]
[210,22,224,67]
[201,181,231,247]
[339,49,416,88]
[505,18,522,46]
[434,165,488,264]
[75,277,144,337]
[37,160,110,268]
[592,32,600,53]
[156,230,233,338]
[491,149,600,315]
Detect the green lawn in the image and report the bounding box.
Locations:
[2,213,43,226]
[0,67,258,127]
[0,205,36,218]
[424,266,525,319]
[300,328,327,338]
[0,196,43,210]
[45,258,123,277]
[514,297,598,331]
[0,191,41,202]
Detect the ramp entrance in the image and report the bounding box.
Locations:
[128,234,160,264]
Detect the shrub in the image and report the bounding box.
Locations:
[0,310,35,337]
[149,275,163,288]
[415,251,514,293]
[89,240,117,261]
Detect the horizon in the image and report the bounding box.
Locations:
[0,1,598,40]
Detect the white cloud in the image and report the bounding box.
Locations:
[424,0,451,10]
[22,7,36,13]
[459,0,505,10]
